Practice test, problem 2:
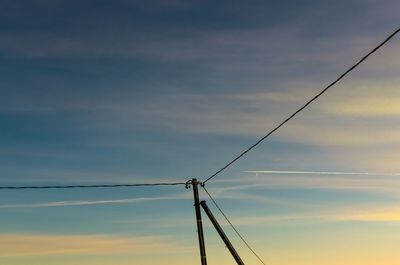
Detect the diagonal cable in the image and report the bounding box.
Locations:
[203,27,400,184]
[202,185,267,265]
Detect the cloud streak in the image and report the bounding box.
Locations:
[222,205,400,226]
[208,172,400,196]
[245,170,400,176]
[0,193,190,209]
[0,233,187,257]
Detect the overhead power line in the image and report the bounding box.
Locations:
[202,185,267,265]
[0,182,187,190]
[203,27,400,184]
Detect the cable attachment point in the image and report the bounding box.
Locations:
[185,179,205,189]
[185,180,192,189]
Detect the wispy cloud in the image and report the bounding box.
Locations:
[223,205,400,226]
[318,82,400,117]
[82,81,400,147]
[0,193,190,209]
[208,172,400,195]
[245,170,400,176]
[0,233,188,257]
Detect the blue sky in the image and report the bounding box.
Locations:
[1,1,400,264]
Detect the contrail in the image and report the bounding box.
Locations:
[0,194,189,209]
[244,170,400,176]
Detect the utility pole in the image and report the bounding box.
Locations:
[191,178,207,265]
[200,200,245,265]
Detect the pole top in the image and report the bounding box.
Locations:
[185,178,204,189]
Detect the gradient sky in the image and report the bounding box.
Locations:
[1,1,400,264]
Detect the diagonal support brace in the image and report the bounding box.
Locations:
[200,200,245,265]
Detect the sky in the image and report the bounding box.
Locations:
[0,0,400,264]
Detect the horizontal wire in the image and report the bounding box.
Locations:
[0,182,187,190]
[203,27,400,184]
[202,185,267,265]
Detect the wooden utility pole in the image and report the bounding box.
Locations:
[192,178,207,265]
